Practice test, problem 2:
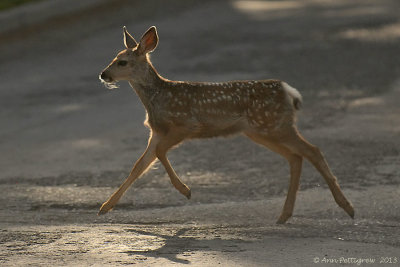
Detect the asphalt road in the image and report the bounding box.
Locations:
[1,0,400,266]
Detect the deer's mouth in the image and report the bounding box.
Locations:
[101,80,119,90]
[99,71,114,82]
[99,76,119,90]
[99,72,119,89]
[102,77,113,83]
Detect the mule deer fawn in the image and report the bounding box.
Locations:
[98,26,354,223]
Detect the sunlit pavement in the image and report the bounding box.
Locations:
[1,0,399,266]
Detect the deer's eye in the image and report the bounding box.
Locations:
[118,60,128,66]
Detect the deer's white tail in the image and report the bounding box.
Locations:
[282,81,302,110]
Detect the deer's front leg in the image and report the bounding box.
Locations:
[98,134,159,215]
[155,135,191,199]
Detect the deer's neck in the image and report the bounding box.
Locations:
[128,63,168,111]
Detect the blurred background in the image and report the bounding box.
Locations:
[0,0,399,266]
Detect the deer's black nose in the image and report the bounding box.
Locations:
[100,72,107,79]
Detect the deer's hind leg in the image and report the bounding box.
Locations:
[155,133,191,199]
[281,130,355,219]
[245,132,303,224]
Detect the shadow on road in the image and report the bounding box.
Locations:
[123,228,248,264]
[1,0,400,266]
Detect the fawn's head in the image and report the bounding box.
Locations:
[99,26,158,89]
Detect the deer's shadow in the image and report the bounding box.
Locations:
[123,227,249,264]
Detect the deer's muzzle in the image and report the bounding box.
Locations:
[99,71,113,82]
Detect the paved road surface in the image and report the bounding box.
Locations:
[0,0,399,266]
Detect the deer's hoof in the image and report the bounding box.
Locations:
[186,189,191,200]
[276,213,291,224]
[346,205,355,219]
[98,203,113,216]
[97,209,108,216]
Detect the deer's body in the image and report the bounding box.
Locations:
[98,26,354,223]
[133,72,296,139]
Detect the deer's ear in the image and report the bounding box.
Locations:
[137,26,158,54]
[123,26,137,49]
